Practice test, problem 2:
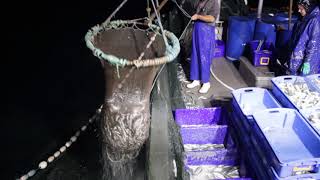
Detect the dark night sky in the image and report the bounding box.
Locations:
[2,1,147,179]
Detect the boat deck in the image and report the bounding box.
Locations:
[176,57,248,108]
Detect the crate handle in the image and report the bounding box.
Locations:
[244,89,254,92]
[269,110,280,113]
[284,77,293,80]
[264,72,275,76]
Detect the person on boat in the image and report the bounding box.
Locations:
[288,0,320,75]
[187,0,220,93]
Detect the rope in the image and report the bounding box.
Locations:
[147,0,151,19]
[150,0,168,46]
[117,32,158,88]
[210,68,235,91]
[103,0,129,26]
[179,19,192,41]
[171,0,191,18]
[150,18,192,90]
[17,106,103,180]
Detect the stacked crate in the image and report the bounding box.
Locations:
[231,87,320,179]
[174,107,252,180]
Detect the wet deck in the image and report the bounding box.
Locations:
[176,57,248,108]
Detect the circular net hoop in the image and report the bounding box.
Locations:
[85,19,180,68]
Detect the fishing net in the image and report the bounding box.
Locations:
[86,17,179,159]
[85,1,180,178]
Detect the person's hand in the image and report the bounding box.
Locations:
[191,14,198,21]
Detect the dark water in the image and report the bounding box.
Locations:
[2,1,148,179]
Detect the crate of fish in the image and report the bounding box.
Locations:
[271,75,320,110]
[184,147,250,180]
[251,108,320,178]
[185,148,238,166]
[305,74,320,93]
[300,107,320,136]
[186,164,252,180]
[231,87,282,134]
[183,146,251,179]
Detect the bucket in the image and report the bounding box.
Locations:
[249,40,274,66]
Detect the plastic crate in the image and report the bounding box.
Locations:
[246,142,271,180]
[271,75,320,110]
[239,57,275,89]
[271,75,304,109]
[305,74,320,93]
[229,110,250,146]
[174,107,225,126]
[185,148,238,166]
[180,125,228,145]
[249,40,274,66]
[300,107,320,136]
[231,87,282,133]
[232,87,282,117]
[251,108,320,178]
[251,132,320,180]
[270,166,320,180]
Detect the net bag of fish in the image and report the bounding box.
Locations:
[85,16,180,179]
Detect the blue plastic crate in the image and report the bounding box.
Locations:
[250,131,320,180]
[270,166,320,180]
[231,102,253,135]
[271,75,320,110]
[174,107,225,126]
[300,107,320,136]
[185,148,238,166]
[231,87,282,133]
[246,142,271,180]
[180,125,228,145]
[230,110,250,147]
[250,135,320,180]
[251,108,320,178]
[305,74,320,93]
[271,75,303,109]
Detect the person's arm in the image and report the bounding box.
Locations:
[301,18,320,75]
[191,14,215,23]
[289,50,304,75]
[192,0,219,23]
[288,22,307,75]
